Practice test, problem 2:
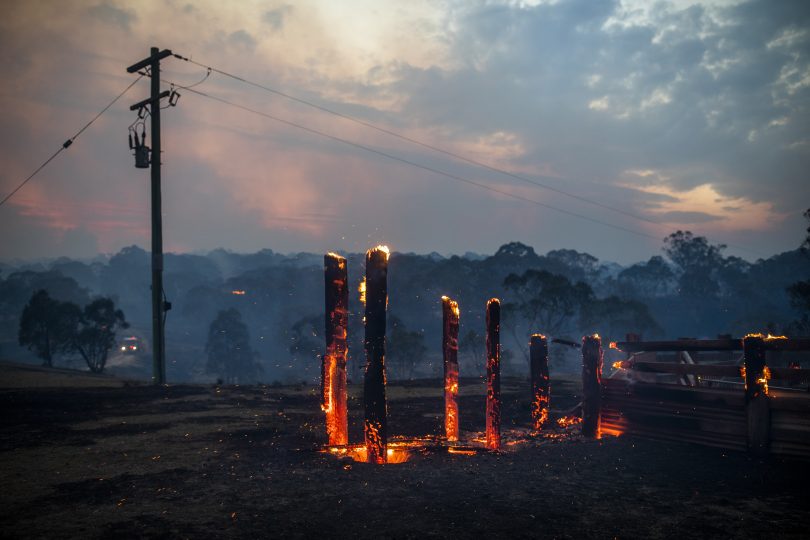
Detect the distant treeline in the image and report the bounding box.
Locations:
[1,228,808,383]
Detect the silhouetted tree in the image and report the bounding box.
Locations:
[387,316,427,380]
[206,308,261,384]
[786,208,810,334]
[663,230,726,298]
[580,296,661,339]
[617,255,676,298]
[459,329,484,376]
[18,290,81,367]
[287,314,322,379]
[73,298,128,373]
[502,269,592,361]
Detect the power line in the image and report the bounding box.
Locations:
[0,75,144,208]
[174,53,660,225]
[170,57,764,257]
[179,85,667,243]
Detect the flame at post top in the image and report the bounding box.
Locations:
[442,296,460,317]
[367,244,390,261]
[531,333,546,339]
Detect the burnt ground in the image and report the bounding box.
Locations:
[1,364,808,539]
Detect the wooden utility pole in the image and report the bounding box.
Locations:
[127,47,173,384]
[582,334,603,438]
[485,298,501,450]
[364,246,389,464]
[442,296,460,442]
[323,253,349,445]
[530,334,550,431]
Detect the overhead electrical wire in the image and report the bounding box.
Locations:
[0,75,145,208]
[174,53,660,225]
[169,56,764,257]
[176,84,666,243]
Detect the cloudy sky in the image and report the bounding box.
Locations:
[1,0,808,264]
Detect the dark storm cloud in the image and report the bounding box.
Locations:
[87,1,136,30]
[263,5,293,31]
[227,30,258,51]
[385,0,809,214]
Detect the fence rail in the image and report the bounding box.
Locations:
[600,336,810,459]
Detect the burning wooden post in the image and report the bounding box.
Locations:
[442,296,460,442]
[485,298,501,450]
[364,246,390,464]
[322,253,349,446]
[581,334,603,438]
[743,334,770,456]
[530,334,550,431]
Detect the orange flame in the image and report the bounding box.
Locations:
[557,415,582,428]
[447,447,477,456]
[231,290,246,295]
[358,277,366,305]
[367,244,390,261]
[758,365,772,396]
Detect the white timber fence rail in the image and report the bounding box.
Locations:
[602,337,810,459]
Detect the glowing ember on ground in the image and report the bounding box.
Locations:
[557,415,582,428]
[324,444,411,464]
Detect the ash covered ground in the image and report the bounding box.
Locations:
[1,362,807,539]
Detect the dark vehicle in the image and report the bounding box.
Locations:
[120,336,141,354]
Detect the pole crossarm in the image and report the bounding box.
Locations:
[130,90,171,111]
[126,49,172,73]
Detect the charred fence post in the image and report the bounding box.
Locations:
[581,334,603,438]
[442,296,460,442]
[485,299,501,450]
[743,334,770,456]
[364,246,390,464]
[323,253,349,446]
[530,334,550,431]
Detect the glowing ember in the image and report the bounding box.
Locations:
[485,298,501,451]
[325,444,410,464]
[323,253,349,446]
[612,360,632,370]
[742,334,770,399]
[609,341,619,350]
[442,296,460,442]
[231,290,246,295]
[447,447,477,456]
[557,415,582,428]
[758,365,772,395]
